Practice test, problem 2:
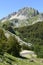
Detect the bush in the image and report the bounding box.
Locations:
[0,29,21,57]
[33,43,43,58]
[7,36,21,57]
[0,29,7,55]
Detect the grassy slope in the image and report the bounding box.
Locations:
[14,21,43,44]
[0,53,43,65]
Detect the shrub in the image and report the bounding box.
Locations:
[7,36,21,57]
[33,43,43,58]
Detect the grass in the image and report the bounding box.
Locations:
[0,53,43,65]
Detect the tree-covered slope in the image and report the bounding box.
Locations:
[14,21,43,57]
[14,21,43,44]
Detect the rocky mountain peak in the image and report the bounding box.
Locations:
[1,7,39,21]
[17,7,39,17]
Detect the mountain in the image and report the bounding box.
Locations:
[0,7,43,60]
[0,7,40,28]
[0,7,43,46]
[1,7,39,20]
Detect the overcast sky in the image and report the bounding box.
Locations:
[0,0,43,19]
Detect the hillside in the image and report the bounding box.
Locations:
[14,21,43,58]
[14,21,43,44]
